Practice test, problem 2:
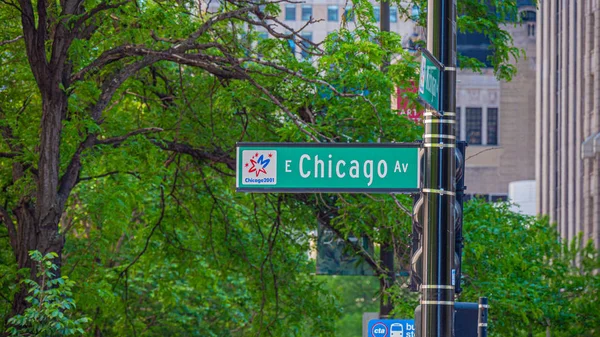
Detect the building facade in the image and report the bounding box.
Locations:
[455,6,537,204]
[270,0,417,50]
[536,1,600,246]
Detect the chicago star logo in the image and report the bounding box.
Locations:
[241,150,277,185]
[245,152,272,177]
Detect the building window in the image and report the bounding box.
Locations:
[464,194,508,203]
[487,108,498,145]
[328,6,338,21]
[520,10,536,22]
[527,23,536,37]
[301,5,312,21]
[490,195,508,202]
[285,5,296,21]
[374,6,380,22]
[300,32,312,59]
[466,107,482,145]
[390,6,398,23]
[344,6,355,22]
[458,107,499,145]
[287,39,296,54]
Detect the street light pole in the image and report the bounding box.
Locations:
[379,0,395,319]
[420,0,457,336]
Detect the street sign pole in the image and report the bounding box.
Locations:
[419,0,457,336]
[379,0,395,319]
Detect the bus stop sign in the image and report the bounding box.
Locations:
[368,319,415,337]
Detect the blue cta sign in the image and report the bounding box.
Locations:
[368,319,415,337]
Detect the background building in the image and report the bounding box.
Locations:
[455,4,537,206]
[536,1,600,246]
[272,0,418,50]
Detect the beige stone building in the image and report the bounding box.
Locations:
[536,1,600,246]
[455,6,537,204]
[270,0,418,54]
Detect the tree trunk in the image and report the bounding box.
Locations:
[10,89,68,316]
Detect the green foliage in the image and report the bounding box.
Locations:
[328,199,600,337]
[0,0,549,336]
[5,251,90,337]
[324,276,380,337]
[459,199,600,337]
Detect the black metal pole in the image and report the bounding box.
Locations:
[420,0,456,335]
[381,0,390,40]
[478,297,488,337]
[379,0,394,319]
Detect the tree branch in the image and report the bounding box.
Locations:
[72,0,128,32]
[98,46,247,80]
[0,35,23,47]
[57,134,96,208]
[78,171,140,182]
[89,55,160,121]
[243,74,326,142]
[466,147,501,161]
[18,0,49,85]
[117,186,165,281]
[0,0,22,13]
[59,57,160,214]
[95,127,163,146]
[36,0,48,56]
[318,209,387,277]
[389,193,413,218]
[177,5,257,50]
[0,152,19,158]
[0,205,17,252]
[70,45,132,82]
[71,5,255,82]
[149,139,236,170]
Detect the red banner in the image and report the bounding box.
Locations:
[395,83,423,123]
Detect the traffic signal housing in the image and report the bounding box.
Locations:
[454,141,467,294]
[409,148,424,292]
[410,142,467,293]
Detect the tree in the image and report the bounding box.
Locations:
[328,199,600,337]
[0,0,532,334]
[459,199,600,337]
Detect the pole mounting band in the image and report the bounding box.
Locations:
[420,285,454,289]
[479,323,488,327]
[424,143,456,148]
[424,134,456,139]
[444,67,456,71]
[421,301,454,305]
[423,110,441,117]
[479,304,489,309]
[424,119,456,124]
[422,188,455,196]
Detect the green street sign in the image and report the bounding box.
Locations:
[236,143,420,193]
[418,50,442,111]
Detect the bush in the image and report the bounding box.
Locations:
[6,251,90,337]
